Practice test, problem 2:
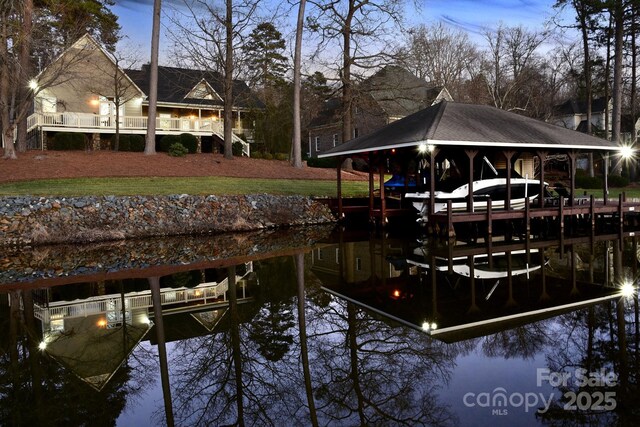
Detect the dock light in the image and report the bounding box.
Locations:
[97,318,107,328]
[431,322,438,330]
[421,321,431,332]
[620,145,634,159]
[418,143,428,153]
[427,144,435,153]
[28,79,38,90]
[621,282,636,298]
[38,341,47,351]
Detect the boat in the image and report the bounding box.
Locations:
[405,158,546,222]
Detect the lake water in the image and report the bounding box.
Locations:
[1,225,639,426]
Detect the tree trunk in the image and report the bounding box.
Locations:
[291,0,306,168]
[16,0,33,153]
[0,10,17,159]
[223,0,234,160]
[145,0,161,155]
[611,0,624,148]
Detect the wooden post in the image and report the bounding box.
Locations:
[504,151,515,210]
[487,198,493,236]
[525,197,530,234]
[568,151,577,207]
[603,152,609,205]
[429,148,438,223]
[379,155,386,226]
[559,195,564,233]
[465,149,478,212]
[337,156,343,220]
[590,195,595,232]
[537,150,548,208]
[368,154,374,219]
[447,200,455,239]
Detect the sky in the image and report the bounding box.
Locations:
[112,0,570,64]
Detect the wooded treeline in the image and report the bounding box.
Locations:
[2,0,640,166]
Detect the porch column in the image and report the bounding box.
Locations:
[465,149,478,212]
[504,151,515,210]
[568,151,577,207]
[537,150,548,208]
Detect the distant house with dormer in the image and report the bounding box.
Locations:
[552,96,638,144]
[26,34,262,155]
[307,66,453,157]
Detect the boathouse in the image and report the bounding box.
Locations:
[318,101,634,236]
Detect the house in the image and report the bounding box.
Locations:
[552,96,639,144]
[26,34,262,155]
[307,65,453,158]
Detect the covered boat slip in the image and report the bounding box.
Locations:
[320,101,636,236]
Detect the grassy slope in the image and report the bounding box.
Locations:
[0,176,371,197]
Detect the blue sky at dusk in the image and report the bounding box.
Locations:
[112,0,566,62]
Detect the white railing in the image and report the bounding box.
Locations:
[27,111,251,155]
[32,262,254,323]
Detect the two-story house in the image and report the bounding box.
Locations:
[552,96,639,144]
[26,34,261,155]
[307,65,453,158]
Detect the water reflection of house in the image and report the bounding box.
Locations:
[28,262,255,391]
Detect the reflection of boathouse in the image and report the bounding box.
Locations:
[25,262,255,391]
[316,231,634,343]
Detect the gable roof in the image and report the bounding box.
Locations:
[309,65,449,128]
[554,96,608,116]
[319,101,621,158]
[125,65,263,109]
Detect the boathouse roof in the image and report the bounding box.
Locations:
[318,101,621,158]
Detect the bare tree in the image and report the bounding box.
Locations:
[166,0,259,159]
[145,0,162,155]
[481,23,548,112]
[307,0,408,146]
[399,22,479,97]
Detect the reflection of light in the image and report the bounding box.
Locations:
[97,319,107,328]
[195,290,202,297]
[620,145,634,159]
[621,282,636,298]
[38,341,47,350]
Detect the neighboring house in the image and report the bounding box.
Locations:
[307,65,453,157]
[552,96,639,144]
[26,34,261,155]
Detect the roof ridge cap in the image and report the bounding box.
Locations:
[426,100,448,139]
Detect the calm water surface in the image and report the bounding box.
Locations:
[1,226,639,426]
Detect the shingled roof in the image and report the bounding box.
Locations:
[126,64,263,109]
[554,96,608,116]
[319,101,621,158]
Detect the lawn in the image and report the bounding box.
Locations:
[0,176,372,197]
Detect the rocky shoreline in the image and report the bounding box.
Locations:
[0,194,336,246]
